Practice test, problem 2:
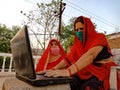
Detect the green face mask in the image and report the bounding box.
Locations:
[76,32,83,41]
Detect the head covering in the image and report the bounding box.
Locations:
[36,38,65,72]
[66,16,111,64]
[65,16,118,90]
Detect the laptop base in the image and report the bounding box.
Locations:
[16,74,74,86]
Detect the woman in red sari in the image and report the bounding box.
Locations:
[35,38,65,72]
[43,16,120,90]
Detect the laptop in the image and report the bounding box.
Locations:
[10,25,73,86]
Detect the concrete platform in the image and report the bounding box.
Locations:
[0,72,15,90]
[2,77,70,90]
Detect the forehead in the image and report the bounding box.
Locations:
[75,22,83,29]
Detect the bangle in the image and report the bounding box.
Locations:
[74,63,79,72]
[68,68,72,76]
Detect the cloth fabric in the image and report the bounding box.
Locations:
[70,76,104,90]
[65,16,120,90]
[36,39,65,72]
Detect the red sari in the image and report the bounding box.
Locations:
[65,16,120,90]
[36,39,65,72]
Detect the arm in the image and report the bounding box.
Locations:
[45,45,104,77]
[53,59,67,70]
[68,45,103,75]
[43,52,50,71]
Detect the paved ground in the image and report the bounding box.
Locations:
[0,72,15,90]
[0,78,7,90]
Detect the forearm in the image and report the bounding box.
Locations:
[53,59,67,70]
[67,53,94,76]
[67,46,103,76]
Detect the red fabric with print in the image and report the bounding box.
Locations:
[65,16,120,90]
[35,39,65,72]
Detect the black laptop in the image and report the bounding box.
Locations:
[10,25,73,86]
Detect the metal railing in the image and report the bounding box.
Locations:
[0,52,40,72]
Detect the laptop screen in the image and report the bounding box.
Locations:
[10,25,36,79]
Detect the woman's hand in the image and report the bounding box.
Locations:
[44,69,70,77]
[36,70,46,75]
[36,69,52,75]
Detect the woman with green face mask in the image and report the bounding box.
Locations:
[42,16,120,90]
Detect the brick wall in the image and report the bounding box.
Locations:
[108,37,120,49]
[107,33,120,49]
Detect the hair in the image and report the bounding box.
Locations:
[51,40,56,42]
[51,40,57,46]
[75,16,84,24]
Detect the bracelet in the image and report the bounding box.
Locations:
[74,63,79,72]
[68,68,72,76]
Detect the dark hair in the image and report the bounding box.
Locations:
[75,16,84,24]
[51,40,57,46]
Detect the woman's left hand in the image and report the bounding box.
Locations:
[44,69,70,77]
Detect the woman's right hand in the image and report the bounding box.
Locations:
[36,70,46,75]
[36,69,54,75]
[44,69,70,77]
